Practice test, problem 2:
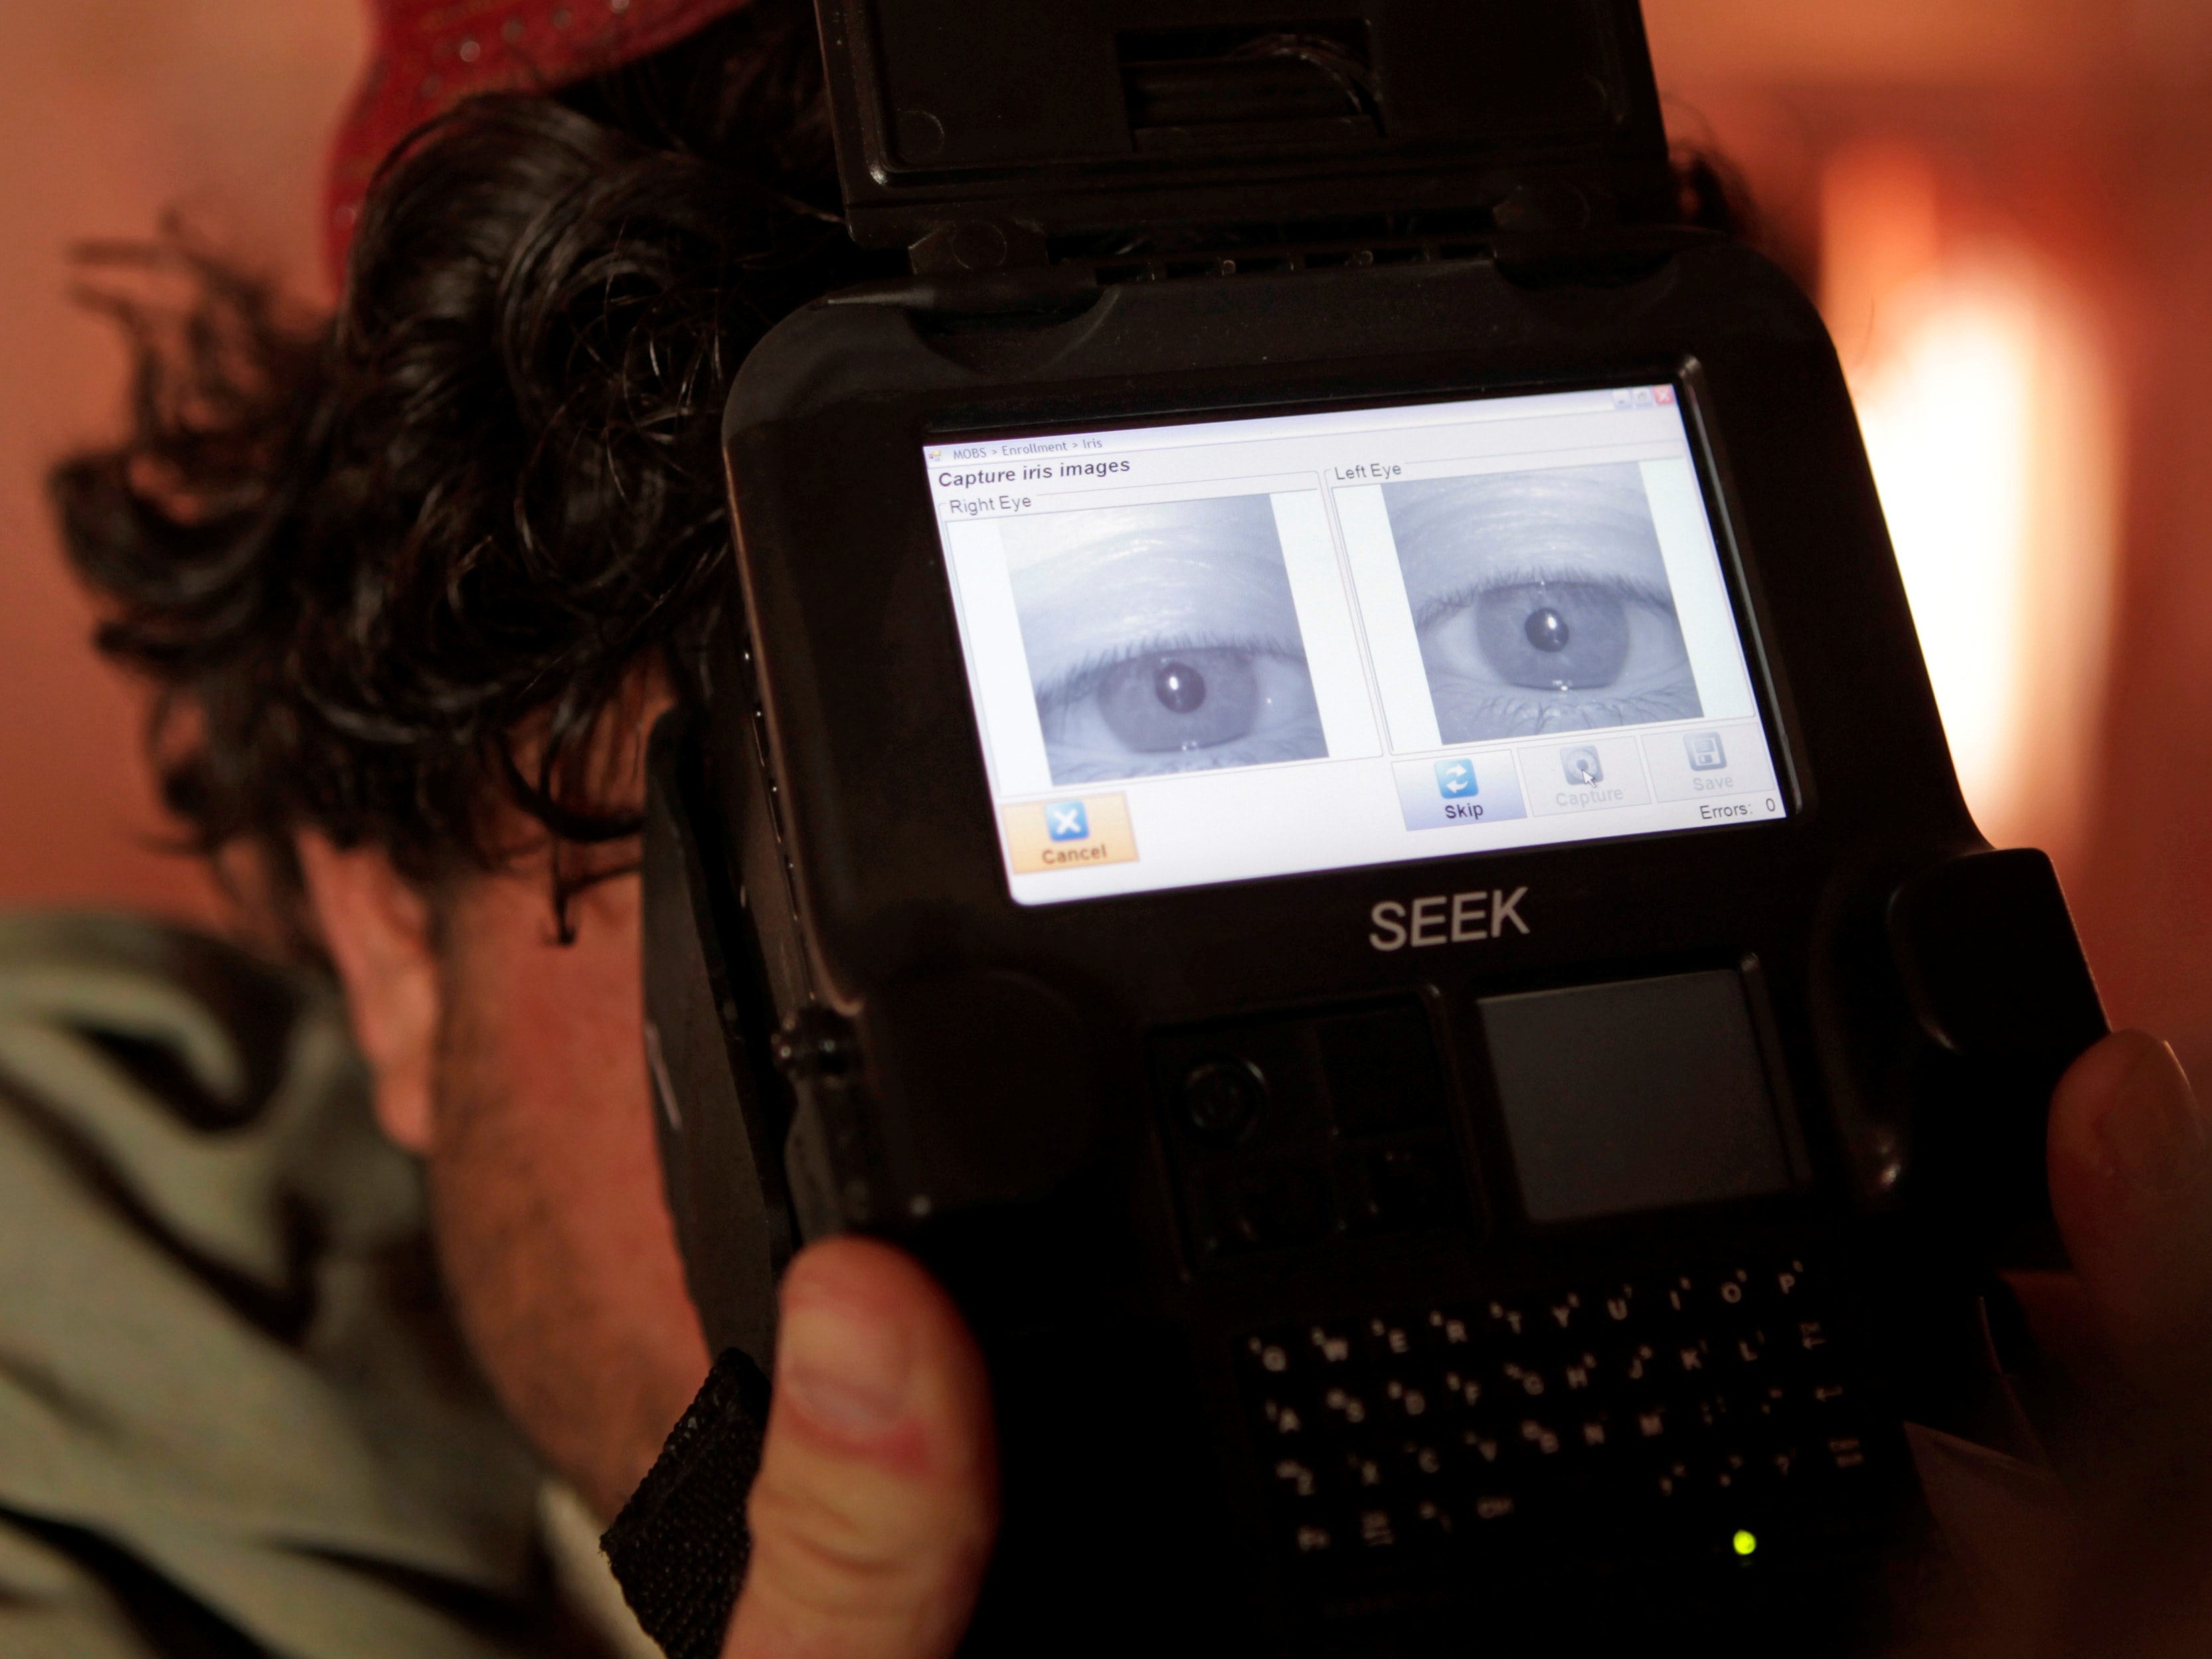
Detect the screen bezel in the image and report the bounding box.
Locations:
[920,367,1810,908]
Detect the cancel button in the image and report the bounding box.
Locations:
[1003,795,1140,875]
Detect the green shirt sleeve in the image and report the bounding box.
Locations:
[0,914,554,1659]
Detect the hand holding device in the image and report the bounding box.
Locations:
[633,2,2113,1652]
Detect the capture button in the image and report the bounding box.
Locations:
[1003,793,1138,875]
[1526,738,1650,816]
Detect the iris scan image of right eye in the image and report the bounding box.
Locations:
[1004,495,1329,786]
[1383,464,1702,744]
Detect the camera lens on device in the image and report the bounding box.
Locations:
[1181,1057,1267,1141]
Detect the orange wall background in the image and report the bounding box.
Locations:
[0,0,363,924]
[3,1,2211,1057]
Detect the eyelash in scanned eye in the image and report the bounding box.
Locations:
[1408,565,1679,636]
[1033,631,1303,718]
[1035,630,1328,784]
[1414,569,1701,742]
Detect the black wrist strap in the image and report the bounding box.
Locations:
[601,1349,772,1659]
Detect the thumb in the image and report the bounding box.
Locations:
[725,1238,998,1659]
[2047,1029,2212,1399]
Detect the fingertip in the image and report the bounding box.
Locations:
[770,1239,995,1468]
[2049,1030,2199,1221]
[729,1240,998,1659]
[780,1235,964,1332]
[2047,1029,2212,1393]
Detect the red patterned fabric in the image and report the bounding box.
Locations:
[325,0,756,281]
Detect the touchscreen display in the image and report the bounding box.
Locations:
[922,385,1785,906]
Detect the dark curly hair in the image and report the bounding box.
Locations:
[50,0,891,938]
[54,5,1751,942]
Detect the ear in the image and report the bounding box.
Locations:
[296,833,440,1154]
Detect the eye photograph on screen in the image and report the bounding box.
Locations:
[1383,464,1703,743]
[1004,495,1331,786]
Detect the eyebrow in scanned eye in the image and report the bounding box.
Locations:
[1005,496,1308,685]
[1384,464,1674,616]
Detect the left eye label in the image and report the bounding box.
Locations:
[1003,794,1140,875]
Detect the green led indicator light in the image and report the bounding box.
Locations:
[1732,1529,1758,1558]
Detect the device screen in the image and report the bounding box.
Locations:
[922,384,1785,906]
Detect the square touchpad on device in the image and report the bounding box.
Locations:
[1478,970,1793,1225]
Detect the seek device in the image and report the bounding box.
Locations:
[638,1,2108,1652]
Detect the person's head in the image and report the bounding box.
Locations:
[52,0,893,1520]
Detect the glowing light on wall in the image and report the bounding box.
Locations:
[1822,145,2116,859]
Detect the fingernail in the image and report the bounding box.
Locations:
[2098,1041,2210,1192]
[776,1292,916,1436]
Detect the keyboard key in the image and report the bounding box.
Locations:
[1590,1280,1643,1334]
[1305,1321,1361,1369]
[1556,1350,1602,1394]
[1424,1307,1476,1351]
[1536,1290,1588,1341]
[1824,1434,1870,1473]
[1456,1425,1509,1474]
[1573,1409,1615,1451]
[1483,1298,1535,1344]
[1671,1335,1717,1382]
[1242,1332,1296,1381]
[1435,1365,1486,1414]
[1343,1448,1391,1496]
[1406,1497,1458,1549]
[1355,1506,1402,1551]
[1497,1359,1553,1402]
[1613,1340,1665,1388]
[1364,1315,1422,1362]
[1513,1415,1567,1458]
[1257,1394,1312,1441]
[1378,1373,1436,1425]
[1319,1383,1373,1431]
[1271,1456,1331,1504]
[1469,1489,1521,1526]
[1387,1436,1453,1492]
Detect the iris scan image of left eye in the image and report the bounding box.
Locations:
[1004,495,1329,786]
[1382,464,1702,743]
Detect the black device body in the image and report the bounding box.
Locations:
[639,3,2108,1653]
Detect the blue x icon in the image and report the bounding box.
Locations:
[1046,801,1090,842]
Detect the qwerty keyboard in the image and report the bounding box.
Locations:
[1239,1256,1890,1578]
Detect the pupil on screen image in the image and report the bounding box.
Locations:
[1526,606,1571,653]
[1155,659,1207,714]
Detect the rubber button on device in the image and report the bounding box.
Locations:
[1183,1057,1268,1142]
